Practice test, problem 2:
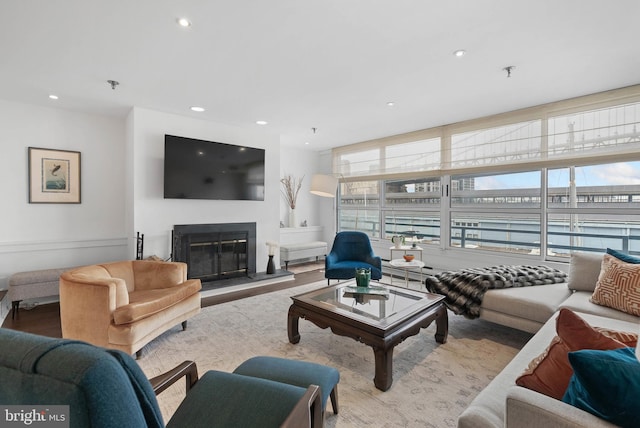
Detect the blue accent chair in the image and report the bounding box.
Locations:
[325,231,382,284]
[0,328,322,428]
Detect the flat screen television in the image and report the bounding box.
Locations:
[164,134,265,201]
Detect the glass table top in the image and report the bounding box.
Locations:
[292,282,443,327]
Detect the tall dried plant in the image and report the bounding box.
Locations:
[281,174,304,209]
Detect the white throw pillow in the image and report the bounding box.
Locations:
[567,252,604,292]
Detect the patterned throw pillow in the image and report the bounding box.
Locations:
[591,254,640,316]
[515,309,632,400]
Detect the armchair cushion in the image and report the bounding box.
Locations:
[167,371,309,428]
[113,279,201,325]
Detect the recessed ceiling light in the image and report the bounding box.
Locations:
[453,49,467,57]
[256,120,268,125]
[305,142,310,145]
[387,101,395,107]
[190,106,205,112]
[177,18,191,27]
[49,94,59,100]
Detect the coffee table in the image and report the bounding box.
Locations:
[288,282,448,391]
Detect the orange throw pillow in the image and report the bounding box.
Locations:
[515,308,630,400]
[591,253,640,316]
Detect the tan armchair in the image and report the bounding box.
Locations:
[60,260,201,357]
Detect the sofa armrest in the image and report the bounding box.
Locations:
[506,386,616,428]
[59,273,129,346]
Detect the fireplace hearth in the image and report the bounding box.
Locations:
[173,223,257,283]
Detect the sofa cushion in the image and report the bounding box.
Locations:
[591,254,640,316]
[567,252,603,292]
[561,291,640,323]
[482,283,571,325]
[113,280,201,325]
[563,347,640,428]
[515,309,628,400]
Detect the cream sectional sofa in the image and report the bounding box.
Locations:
[457,252,640,428]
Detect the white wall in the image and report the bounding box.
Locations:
[279,146,323,228]
[0,100,290,300]
[0,100,128,290]
[128,108,281,270]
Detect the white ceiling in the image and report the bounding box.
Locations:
[1,1,639,151]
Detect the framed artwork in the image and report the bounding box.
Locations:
[28,147,81,203]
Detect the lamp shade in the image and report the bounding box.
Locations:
[310,174,338,198]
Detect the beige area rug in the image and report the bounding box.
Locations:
[137,281,532,428]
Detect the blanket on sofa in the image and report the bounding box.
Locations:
[425,265,567,319]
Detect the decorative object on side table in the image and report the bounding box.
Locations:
[403,254,415,262]
[281,174,304,228]
[391,235,405,249]
[28,147,81,203]
[266,241,278,274]
[354,267,371,288]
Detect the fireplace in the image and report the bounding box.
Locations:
[173,223,256,283]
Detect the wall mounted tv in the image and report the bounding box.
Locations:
[164,134,265,201]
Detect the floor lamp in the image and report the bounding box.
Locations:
[310,174,339,234]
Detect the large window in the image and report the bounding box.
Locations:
[546,162,640,258]
[334,87,640,261]
[338,180,380,236]
[450,171,541,255]
[449,120,542,168]
[384,177,441,244]
[548,102,640,159]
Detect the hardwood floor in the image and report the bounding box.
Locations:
[2,268,325,338]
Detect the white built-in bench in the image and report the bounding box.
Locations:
[280,241,328,270]
[8,266,75,319]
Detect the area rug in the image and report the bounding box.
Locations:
[137,281,532,427]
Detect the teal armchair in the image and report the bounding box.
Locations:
[325,231,382,284]
[0,328,321,428]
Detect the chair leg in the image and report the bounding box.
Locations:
[181,320,188,330]
[330,387,339,414]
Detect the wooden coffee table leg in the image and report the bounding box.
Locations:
[434,304,449,344]
[373,346,394,391]
[288,305,301,344]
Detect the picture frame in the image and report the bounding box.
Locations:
[28,147,81,203]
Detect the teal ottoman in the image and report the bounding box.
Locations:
[234,356,340,415]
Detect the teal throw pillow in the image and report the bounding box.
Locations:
[606,248,640,264]
[562,347,640,428]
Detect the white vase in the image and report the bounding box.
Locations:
[288,208,297,228]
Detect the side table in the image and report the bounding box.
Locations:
[389,245,423,261]
[388,259,425,287]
